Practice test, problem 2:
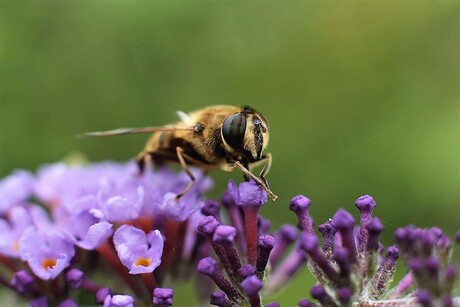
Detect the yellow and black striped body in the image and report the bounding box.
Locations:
[139,105,270,172]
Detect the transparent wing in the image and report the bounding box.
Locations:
[176,110,190,123]
[77,126,195,138]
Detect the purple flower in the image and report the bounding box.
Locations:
[140,167,211,219]
[0,206,33,257]
[30,297,48,307]
[240,275,263,306]
[269,224,297,267]
[241,275,263,296]
[1,160,459,306]
[0,161,215,306]
[103,294,134,307]
[96,288,112,304]
[266,244,307,294]
[18,229,75,280]
[227,180,267,208]
[198,184,308,305]
[202,199,221,219]
[310,284,334,305]
[33,163,103,208]
[287,195,460,306]
[210,291,232,307]
[289,195,313,233]
[198,257,243,303]
[60,298,78,307]
[297,299,314,307]
[213,225,237,243]
[64,210,113,250]
[417,289,433,306]
[66,268,84,289]
[10,270,34,293]
[0,170,34,213]
[97,177,145,222]
[338,287,353,304]
[113,225,164,274]
[160,191,204,221]
[257,234,275,279]
[153,288,174,306]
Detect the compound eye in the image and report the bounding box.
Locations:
[222,113,246,149]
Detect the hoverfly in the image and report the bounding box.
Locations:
[82,105,277,200]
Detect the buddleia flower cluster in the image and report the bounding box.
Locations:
[0,161,212,306]
[196,180,306,307]
[0,160,459,306]
[287,195,460,307]
[194,180,460,306]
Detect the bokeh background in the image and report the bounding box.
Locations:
[1,1,459,305]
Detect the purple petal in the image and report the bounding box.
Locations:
[201,199,221,218]
[0,170,34,213]
[337,287,353,304]
[289,195,314,233]
[18,229,75,280]
[160,192,204,221]
[66,268,84,289]
[96,288,112,304]
[417,289,433,306]
[113,225,163,274]
[241,275,263,296]
[65,210,113,250]
[197,216,220,235]
[34,163,98,207]
[99,183,144,222]
[228,180,267,208]
[210,291,231,307]
[60,298,78,307]
[213,225,237,243]
[103,295,134,307]
[0,218,29,257]
[10,270,34,293]
[30,296,48,307]
[298,299,314,307]
[354,195,377,213]
[239,264,257,278]
[197,257,217,275]
[153,288,174,306]
[332,209,355,231]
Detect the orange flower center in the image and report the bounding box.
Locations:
[42,258,57,270]
[12,241,19,252]
[134,257,152,267]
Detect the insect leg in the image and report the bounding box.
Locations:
[247,153,272,187]
[258,153,272,178]
[258,153,272,187]
[231,161,278,201]
[175,147,196,200]
[242,161,251,182]
[135,150,151,174]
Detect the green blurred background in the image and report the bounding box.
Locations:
[1,1,459,305]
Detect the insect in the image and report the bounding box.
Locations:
[82,105,277,201]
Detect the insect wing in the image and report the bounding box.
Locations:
[77,126,195,137]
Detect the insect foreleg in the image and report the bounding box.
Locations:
[230,161,278,201]
[258,153,272,179]
[175,147,196,200]
[259,153,272,188]
[247,153,272,187]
